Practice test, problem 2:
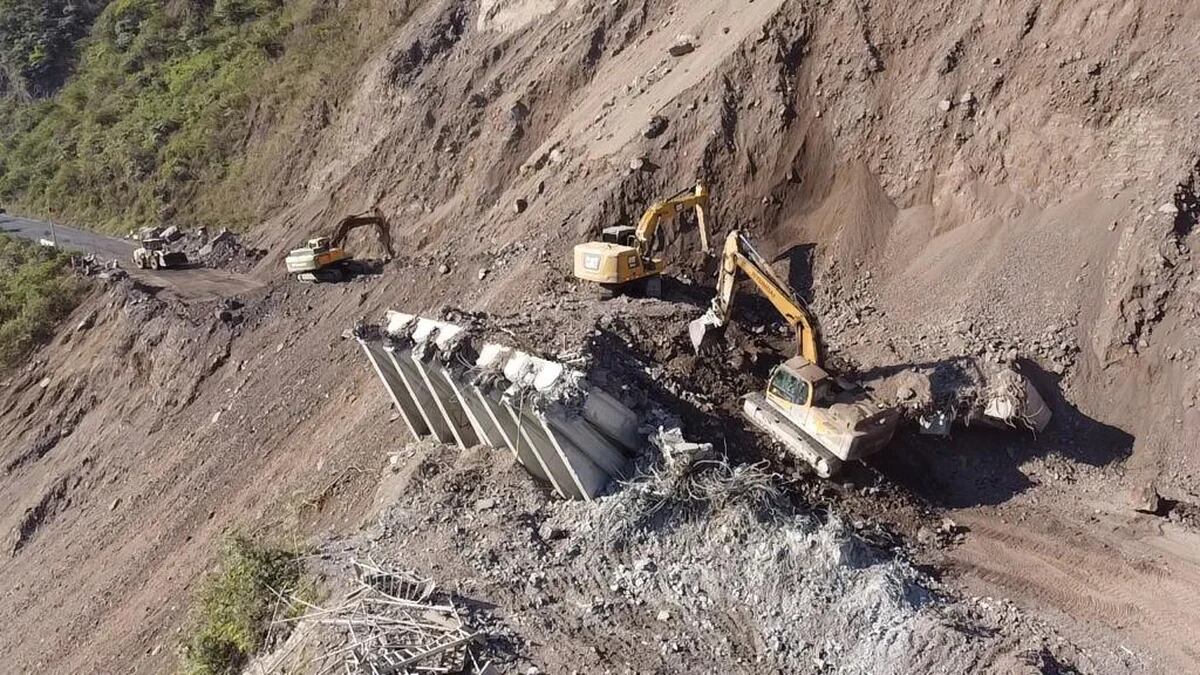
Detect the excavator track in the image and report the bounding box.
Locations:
[741,392,844,478]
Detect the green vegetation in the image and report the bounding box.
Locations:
[0,0,108,97]
[0,234,81,369]
[182,534,307,675]
[0,0,364,233]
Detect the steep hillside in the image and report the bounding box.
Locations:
[1,0,1198,673]
[0,0,385,232]
[0,0,107,97]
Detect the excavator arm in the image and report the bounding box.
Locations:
[328,207,396,260]
[689,230,822,363]
[632,183,711,258]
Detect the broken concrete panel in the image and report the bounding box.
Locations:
[469,385,550,482]
[500,349,575,399]
[441,373,506,449]
[357,339,429,439]
[544,405,631,480]
[582,390,641,450]
[408,353,479,449]
[981,367,1053,433]
[356,313,641,500]
[384,346,456,445]
[505,404,581,499]
[538,414,612,501]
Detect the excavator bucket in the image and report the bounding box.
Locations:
[688,308,726,353]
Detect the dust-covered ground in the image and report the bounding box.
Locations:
[258,439,1113,674]
[1,0,1199,673]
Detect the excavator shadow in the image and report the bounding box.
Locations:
[867,358,1134,509]
[657,276,714,310]
[773,243,817,303]
[344,258,388,278]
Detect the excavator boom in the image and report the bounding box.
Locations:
[632,183,711,258]
[329,207,396,260]
[688,230,821,362]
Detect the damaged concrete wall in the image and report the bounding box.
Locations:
[356,312,639,500]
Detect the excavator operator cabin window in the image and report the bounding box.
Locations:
[769,370,810,406]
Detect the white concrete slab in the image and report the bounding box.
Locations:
[385,346,455,444]
[409,354,479,449]
[358,339,429,439]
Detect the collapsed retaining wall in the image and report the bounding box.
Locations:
[355,312,640,500]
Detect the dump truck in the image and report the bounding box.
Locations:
[132,238,188,270]
[573,183,711,298]
[689,231,900,477]
[286,208,395,282]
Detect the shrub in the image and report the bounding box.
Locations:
[0,0,108,97]
[0,234,81,368]
[182,534,305,675]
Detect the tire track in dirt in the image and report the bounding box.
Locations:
[945,510,1200,671]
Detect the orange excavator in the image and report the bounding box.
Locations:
[285,208,395,282]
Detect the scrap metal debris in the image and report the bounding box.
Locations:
[288,560,485,674]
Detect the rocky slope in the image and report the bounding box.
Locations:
[1,0,1198,672]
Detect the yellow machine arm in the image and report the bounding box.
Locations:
[689,230,822,364]
[632,183,711,258]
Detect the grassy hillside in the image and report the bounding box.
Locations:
[0,234,81,369]
[0,0,108,98]
[0,0,365,233]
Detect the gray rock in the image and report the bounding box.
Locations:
[669,38,696,57]
[1129,483,1161,514]
[538,523,567,541]
[644,115,669,139]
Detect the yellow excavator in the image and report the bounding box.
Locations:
[688,231,900,477]
[285,208,396,282]
[573,183,710,298]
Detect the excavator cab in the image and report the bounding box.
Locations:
[765,357,832,411]
[600,226,638,246]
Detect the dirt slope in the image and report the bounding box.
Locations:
[1,0,1198,672]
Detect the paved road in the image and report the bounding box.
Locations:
[0,213,135,260]
[0,212,265,302]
